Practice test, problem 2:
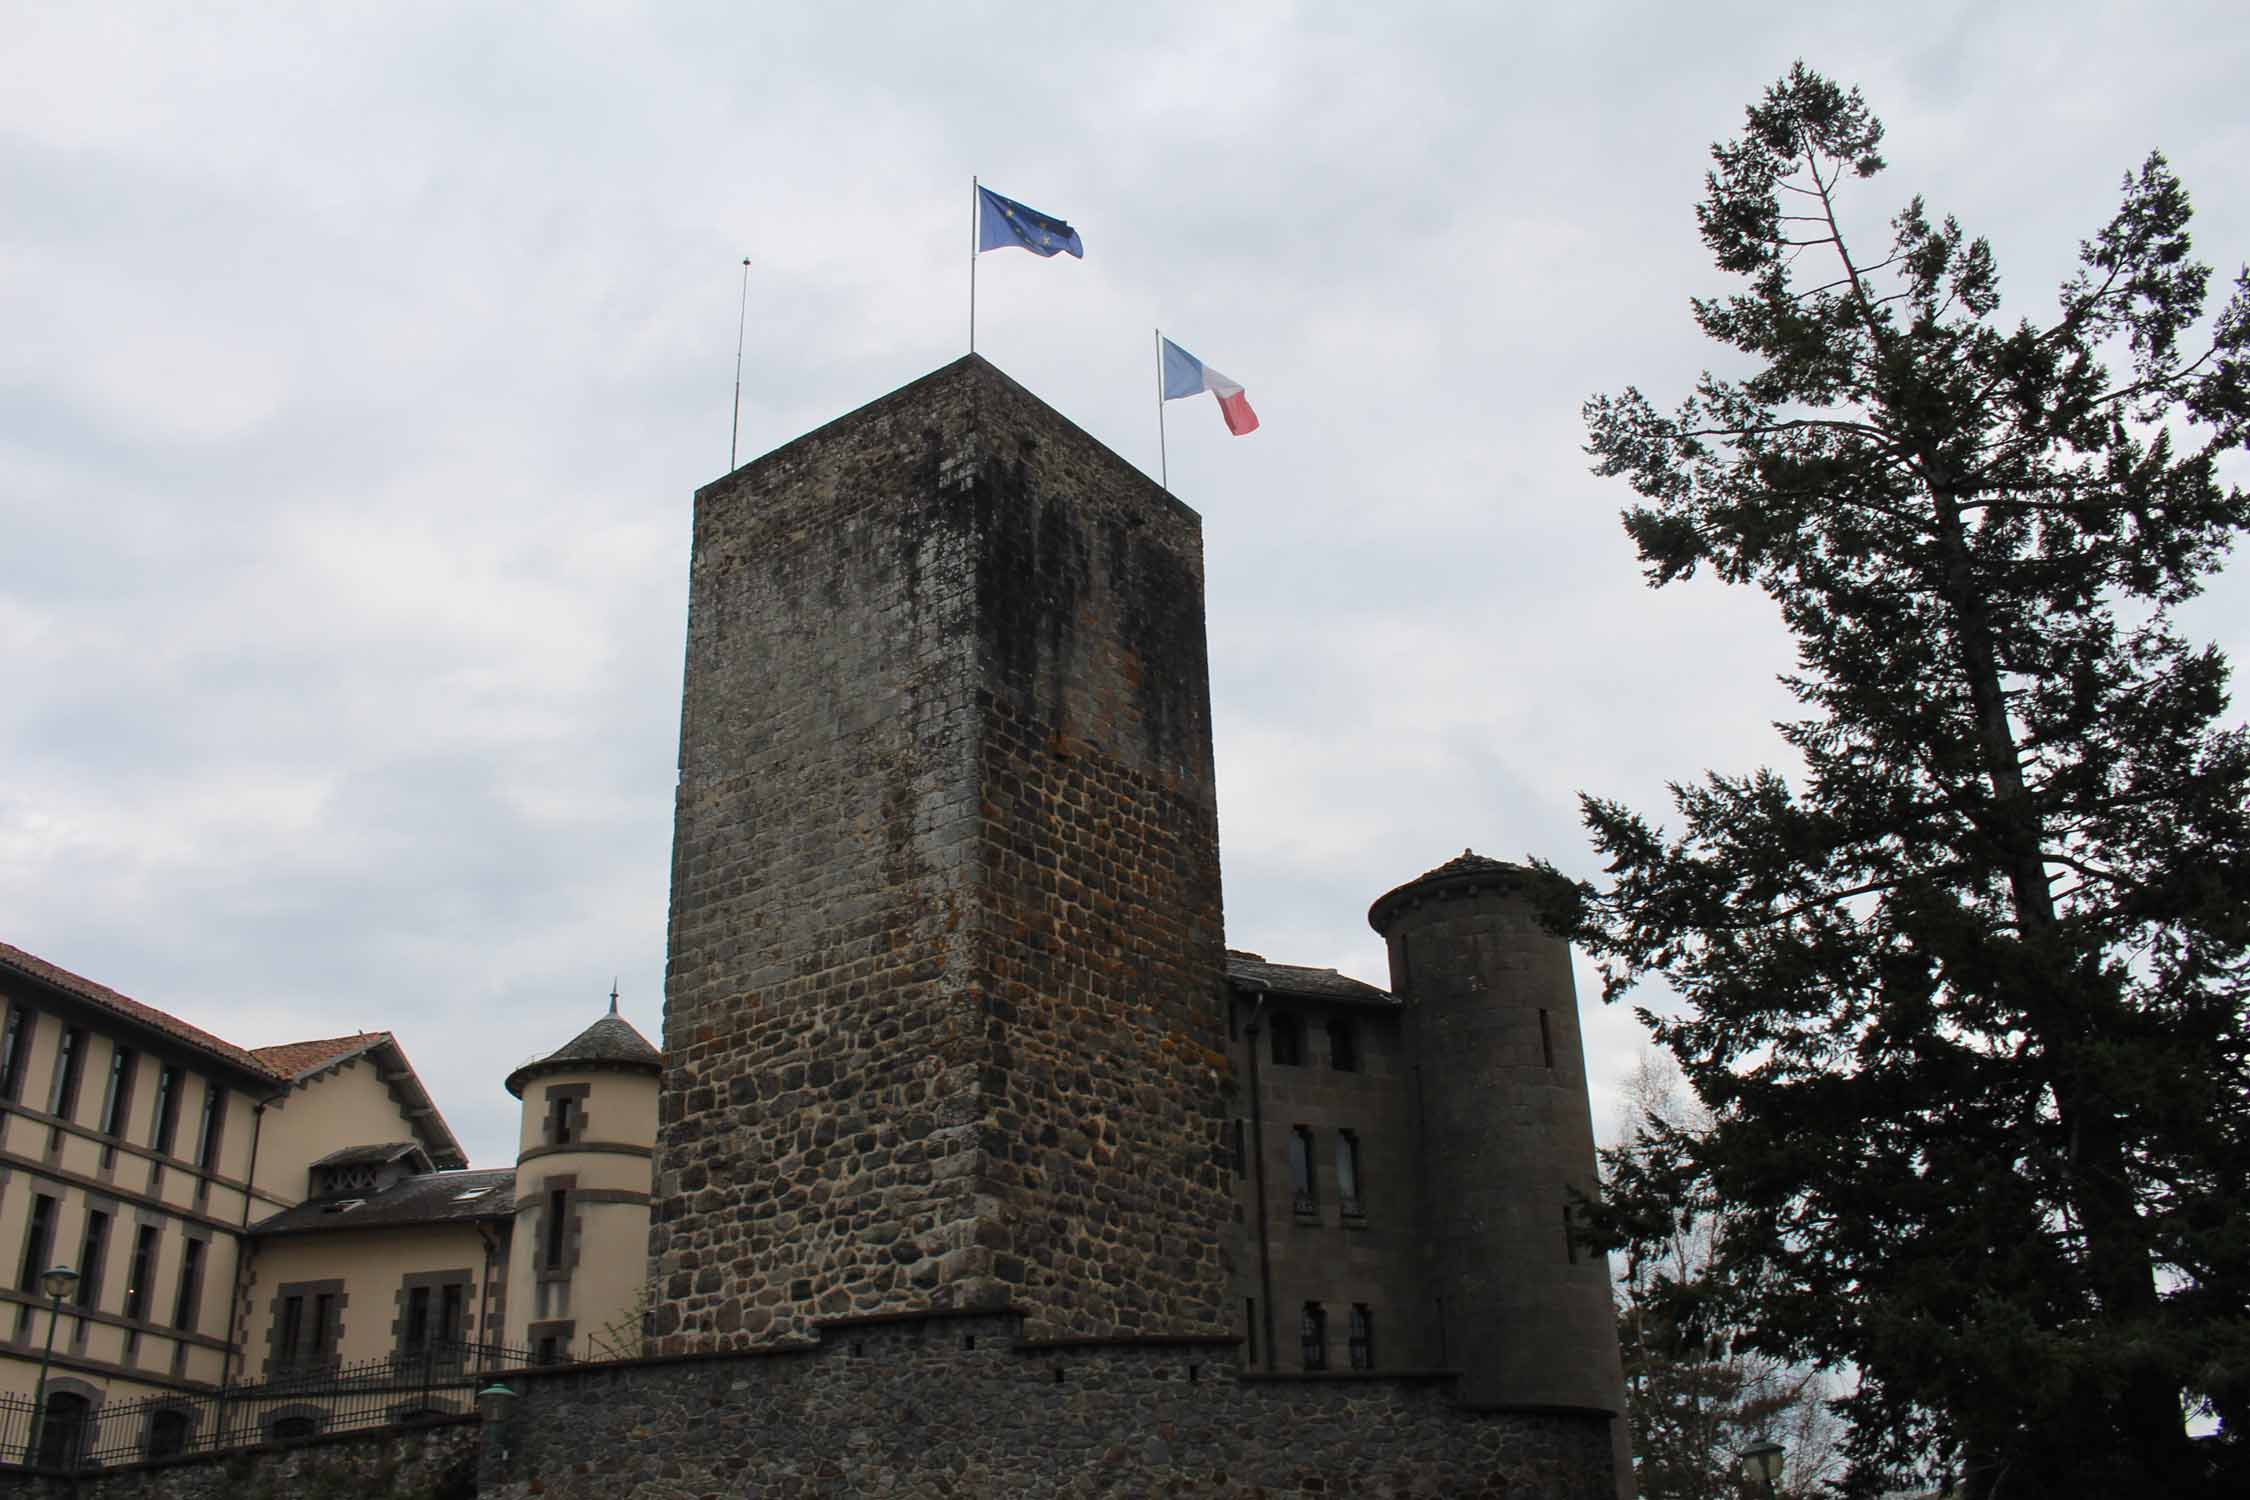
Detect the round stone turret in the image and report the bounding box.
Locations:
[503,998,661,1363]
[1369,851,1630,1441]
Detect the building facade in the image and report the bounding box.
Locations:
[0,942,656,1461]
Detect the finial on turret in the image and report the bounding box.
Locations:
[609,979,619,1016]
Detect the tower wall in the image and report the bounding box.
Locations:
[1371,857,1627,1420]
[654,356,1232,1350]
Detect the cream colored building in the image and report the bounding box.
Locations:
[0,939,656,1456]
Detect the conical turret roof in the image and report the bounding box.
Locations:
[1367,847,1549,934]
[505,1004,662,1098]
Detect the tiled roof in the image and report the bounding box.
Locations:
[0,939,282,1080]
[1224,952,1399,1008]
[251,1032,388,1081]
[0,941,468,1171]
[250,1168,517,1237]
[506,1010,662,1097]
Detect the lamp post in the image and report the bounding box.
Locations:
[25,1264,80,1468]
[475,1382,519,1490]
[1738,1438,1786,1499]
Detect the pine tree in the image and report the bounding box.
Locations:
[1605,1056,1845,1500]
[1575,63,2250,1498]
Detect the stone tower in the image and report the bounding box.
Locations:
[652,355,1233,1351]
[1369,852,1630,1425]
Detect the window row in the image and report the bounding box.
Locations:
[1264,1013,1358,1072]
[0,1005,228,1170]
[14,1192,207,1333]
[1247,1297,1376,1372]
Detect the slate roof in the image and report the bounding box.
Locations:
[310,1141,426,1170]
[1224,951,1399,1008]
[506,1010,662,1097]
[0,939,283,1080]
[251,1032,390,1081]
[250,1168,517,1237]
[1367,847,1547,933]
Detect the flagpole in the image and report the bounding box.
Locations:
[730,257,751,472]
[969,175,979,354]
[1155,328,1170,492]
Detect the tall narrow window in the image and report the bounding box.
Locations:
[404,1285,432,1353]
[124,1225,160,1322]
[1287,1126,1316,1214]
[1349,1304,1374,1370]
[99,1048,136,1136]
[193,1081,224,1171]
[277,1296,306,1368]
[1328,1017,1357,1072]
[172,1237,206,1331]
[151,1065,183,1154]
[1539,1008,1555,1070]
[439,1283,465,1346]
[547,1092,577,1146]
[545,1188,569,1269]
[1300,1302,1328,1371]
[1336,1129,1363,1218]
[0,1006,31,1101]
[18,1194,58,1292]
[1268,1013,1302,1067]
[75,1211,110,1309]
[49,1026,87,1120]
[312,1293,337,1362]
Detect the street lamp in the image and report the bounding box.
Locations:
[1738,1439,1786,1498]
[26,1265,80,1468]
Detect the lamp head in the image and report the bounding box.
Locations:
[1738,1439,1786,1487]
[39,1266,78,1302]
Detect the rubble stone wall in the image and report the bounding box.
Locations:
[656,356,1232,1348]
[483,1311,1618,1500]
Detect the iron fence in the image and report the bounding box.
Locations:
[0,1339,543,1473]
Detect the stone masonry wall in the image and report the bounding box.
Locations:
[656,356,1232,1349]
[0,1420,476,1500]
[482,1310,1618,1500]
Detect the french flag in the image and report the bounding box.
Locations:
[1161,337,1259,435]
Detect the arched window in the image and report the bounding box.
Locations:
[36,1391,92,1469]
[269,1412,322,1442]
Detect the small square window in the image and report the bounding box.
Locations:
[1327,1018,1357,1072]
[1268,1014,1303,1067]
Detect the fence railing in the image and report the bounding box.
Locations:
[0,1339,543,1473]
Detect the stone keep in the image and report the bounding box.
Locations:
[652,355,1233,1350]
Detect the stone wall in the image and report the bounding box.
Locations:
[482,1310,1617,1499]
[0,1419,476,1500]
[656,355,1232,1348]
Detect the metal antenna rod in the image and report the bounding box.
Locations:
[729,257,751,471]
[1156,328,1170,492]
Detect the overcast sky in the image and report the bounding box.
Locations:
[5,2,2246,1170]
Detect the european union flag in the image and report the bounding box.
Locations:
[976,185,1084,259]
